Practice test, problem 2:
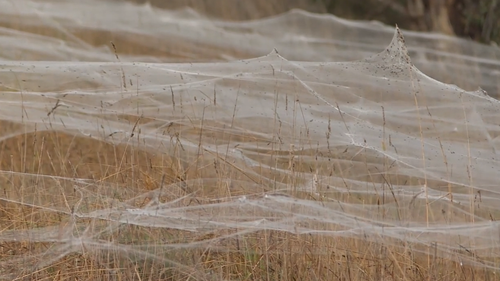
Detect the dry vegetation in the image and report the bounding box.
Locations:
[0,1,499,280]
[1,125,497,280]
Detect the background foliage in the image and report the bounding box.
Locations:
[319,0,500,45]
[139,0,500,45]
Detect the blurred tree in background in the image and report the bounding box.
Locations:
[319,0,500,45]
[134,0,499,45]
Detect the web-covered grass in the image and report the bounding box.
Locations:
[1,0,500,280]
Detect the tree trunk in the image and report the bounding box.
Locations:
[407,0,456,35]
[428,0,456,35]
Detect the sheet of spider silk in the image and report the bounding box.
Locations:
[0,0,499,277]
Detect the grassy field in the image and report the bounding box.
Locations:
[0,129,496,279]
[1,1,500,280]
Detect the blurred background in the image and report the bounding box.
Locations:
[130,0,500,45]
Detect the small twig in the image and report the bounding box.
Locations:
[171,86,176,111]
[213,85,217,106]
[130,115,143,137]
[111,41,127,90]
[47,99,61,116]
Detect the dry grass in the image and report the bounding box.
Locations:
[1,1,499,280]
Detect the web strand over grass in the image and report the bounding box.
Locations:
[1,0,500,279]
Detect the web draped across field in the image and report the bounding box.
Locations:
[1,0,500,278]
